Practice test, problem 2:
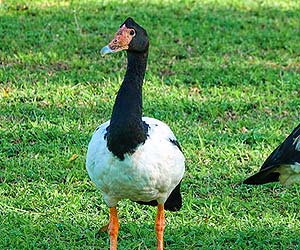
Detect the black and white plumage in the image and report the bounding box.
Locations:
[86,17,185,250]
[86,117,184,208]
[243,123,300,186]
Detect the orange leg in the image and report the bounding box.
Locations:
[155,204,165,250]
[109,207,119,250]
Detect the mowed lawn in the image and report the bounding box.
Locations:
[1,0,300,249]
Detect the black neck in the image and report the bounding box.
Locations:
[107,50,148,160]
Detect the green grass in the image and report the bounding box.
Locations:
[1,0,300,249]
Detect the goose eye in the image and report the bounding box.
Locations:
[129,29,135,36]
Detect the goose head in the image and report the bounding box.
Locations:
[101,17,149,55]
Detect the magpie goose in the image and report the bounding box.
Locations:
[243,123,300,186]
[86,17,185,250]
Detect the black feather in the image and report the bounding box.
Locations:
[243,123,300,185]
[169,139,183,152]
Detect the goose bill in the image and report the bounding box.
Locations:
[100,45,113,56]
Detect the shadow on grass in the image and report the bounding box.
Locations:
[3,214,299,249]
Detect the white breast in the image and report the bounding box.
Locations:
[86,117,185,207]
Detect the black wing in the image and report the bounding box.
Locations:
[133,181,183,211]
[164,181,183,211]
[243,123,300,185]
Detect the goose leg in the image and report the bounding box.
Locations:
[155,204,165,250]
[109,207,119,250]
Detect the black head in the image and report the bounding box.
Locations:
[121,17,149,52]
[101,17,149,55]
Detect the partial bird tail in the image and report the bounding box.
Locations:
[134,181,183,211]
[164,182,182,211]
[243,166,280,185]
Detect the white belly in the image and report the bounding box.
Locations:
[86,117,185,207]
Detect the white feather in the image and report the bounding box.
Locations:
[294,135,300,151]
[86,117,185,207]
